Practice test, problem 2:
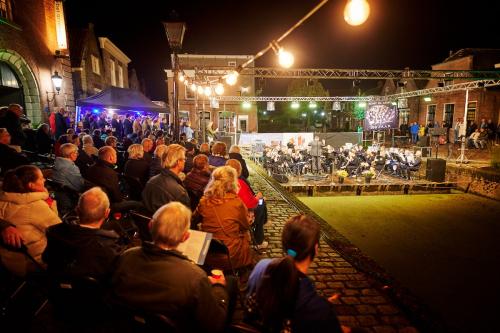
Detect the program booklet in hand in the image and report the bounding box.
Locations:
[177,229,212,265]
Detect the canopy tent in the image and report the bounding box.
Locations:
[76,86,168,113]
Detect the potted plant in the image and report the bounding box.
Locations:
[336,170,348,184]
[362,168,376,183]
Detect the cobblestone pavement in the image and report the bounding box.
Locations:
[247,163,420,333]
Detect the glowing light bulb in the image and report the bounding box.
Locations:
[190,83,197,92]
[344,0,370,26]
[179,74,185,82]
[215,83,224,95]
[278,48,294,68]
[204,86,212,96]
[242,101,251,109]
[197,86,204,94]
[291,101,300,109]
[309,101,317,109]
[225,71,238,86]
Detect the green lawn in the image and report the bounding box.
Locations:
[299,193,500,333]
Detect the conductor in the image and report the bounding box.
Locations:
[309,135,324,174]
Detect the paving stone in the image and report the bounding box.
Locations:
[377,305,400,315]
[357,315,380,326]
[341,296,361,305]
[373,326,398,333]
[360,296,387,304]
[356,305,378,315]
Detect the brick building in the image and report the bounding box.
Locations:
[165,54,258,134]
[414,49,500,131]
[70,23,131,101]
[0,0,74,124]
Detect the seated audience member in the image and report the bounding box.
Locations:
[184,154,211,211]
[149,144,167,178]
[142,137,154,164]
[0,165,61,276]
[228,145,249,179]
[208,141,228,167]
[194,166,252,270]
[85,146,123,204]
[183,142,196,173]
[54,134,69,157]
[124,144,150,186]
[199,142,210,156]
[0,128,29,176]
[53,143,86,214]
[36,123,54,154]
[82,134,99,157]
[92,129,105,149]
[111,202,231,332]
[226,159,268,249]
[142,144,190,213]
[43,187,126,283]
[53,143,86,192]
[475,128,488,149]
[246,214,343,333]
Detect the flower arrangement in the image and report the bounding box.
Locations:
[336,170,348,178]
[362,168,376,178]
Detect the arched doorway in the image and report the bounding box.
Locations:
[0,49,41,124]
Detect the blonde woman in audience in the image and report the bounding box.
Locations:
[194,166,252,270]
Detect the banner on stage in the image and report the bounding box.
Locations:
[364,104,399,130]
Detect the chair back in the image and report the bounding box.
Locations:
[130,210,152,242]
[202,239,235,276]
[111,305,179,333]
[122,174,144,201]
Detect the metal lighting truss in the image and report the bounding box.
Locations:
[215,79,500,102]
[196,67,500,80]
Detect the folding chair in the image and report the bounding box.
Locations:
[130,210,153,242]
[121,174,144,201]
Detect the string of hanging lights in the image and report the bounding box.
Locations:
[175,0,370,98]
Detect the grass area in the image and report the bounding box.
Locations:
[298,193,500,333]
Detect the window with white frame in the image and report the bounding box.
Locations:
[117,65,123,88]
[427,105,436,124]
[0,0,13,21]
[110,59,116,86]
[91,55,100,75]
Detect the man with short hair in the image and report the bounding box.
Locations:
[43,187,126,282]
[142,144,190,213]
[111,202,230,332]
[0,128,29,176]
[85,146,123,203]
[141,138,154,164]
[0,104,26,146]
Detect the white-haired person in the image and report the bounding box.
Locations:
[82,134,98,157]
[141,137,154,164]
[149,144,168,178]
[111,202,235,332]
[124,143,150,186]
[194,166,253,270]
[142,144,190,214]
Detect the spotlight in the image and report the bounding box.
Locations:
[291,101,300,109]
[190,83,197,92]
[197,86,204,94]
[344,0,370,26]
[278,48,294,68]
[358,102,367,108]
[225,71,238,86]
[424,96,432,102]
[204,86,212,96]
[215,83,224,95]
[242,101,251,109]
[309,101,317,109]
[178,73,185,82]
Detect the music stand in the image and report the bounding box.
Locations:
[428,128,447,158]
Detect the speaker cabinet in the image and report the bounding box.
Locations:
[426,158,446,182]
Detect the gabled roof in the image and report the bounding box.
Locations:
[77,87,168,113]
[440,48,500,69]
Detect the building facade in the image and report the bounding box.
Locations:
[70,23,131,101]
[0,0,74,124]
[414,49,500,131]
[166,54,258,134]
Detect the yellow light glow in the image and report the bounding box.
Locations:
[204,86,212,96]
[54,1,68,50]
[197,86,204,94]
[278,48,294,68]
[215,83,224,95]
[225,71,238,86]
[179,74,185,82]
[190,83,197,92]
[344,0,370,26]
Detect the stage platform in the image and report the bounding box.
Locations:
[268,172,460,197]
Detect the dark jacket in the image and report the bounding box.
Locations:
[75,148,95,178]
[142,168,190,214]
[184,168,211,210]
[111,118,123,138]
[111,242,228,333]
[85,159,123,203]
[246,259,342,333]
[123,118,133,136]
[0,111,26,146]
[0,143,30,176]
[208,155,227,168]
[124,158,150,185]
[228,152,249,179]
[35,128,54,154]
[55,113,68,139]
[149,157,162,178]
[42,223,126,283]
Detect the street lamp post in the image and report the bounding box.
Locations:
[164,22,186,142]
[46,71,63,110]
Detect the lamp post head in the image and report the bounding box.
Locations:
[163,22,186,51]
[51,71,63,93]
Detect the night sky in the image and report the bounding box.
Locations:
[65,0,499,100]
